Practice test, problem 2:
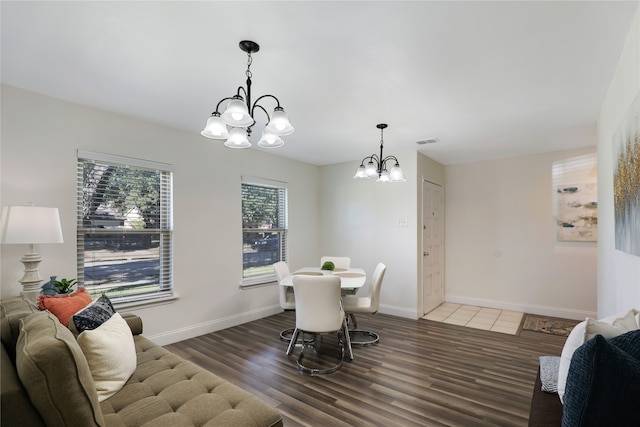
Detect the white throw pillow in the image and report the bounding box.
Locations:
[557,309,639,403]
[76,312,136,402]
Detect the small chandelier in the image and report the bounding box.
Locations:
[201,40,294,149]
[354,124,405,183]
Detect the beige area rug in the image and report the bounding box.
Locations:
[521,314,580,337]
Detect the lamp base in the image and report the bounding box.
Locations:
[18,251,44,300]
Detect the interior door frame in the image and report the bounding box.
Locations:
[420,178,444,317]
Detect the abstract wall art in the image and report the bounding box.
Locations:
[613,94,640,257]
[557,183,598,242]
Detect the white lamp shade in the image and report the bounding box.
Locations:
[365,162,377,177]
[221,97,254,127]
[257,130,284,148]
[201,114,230,139]
[1,206,63,244]
[224,127,252,149]
[389,165,406,182]
[265,108,294,136]
[377,170,391,183]
[353,165,367,179]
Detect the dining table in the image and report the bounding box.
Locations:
[279,267,367,295]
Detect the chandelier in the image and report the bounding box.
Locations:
[353,124,405,182]
[201,40,294,149]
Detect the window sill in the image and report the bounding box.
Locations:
[112,294,179,311]
[240,279,278,289]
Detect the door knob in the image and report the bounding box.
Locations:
[423,251,429,256]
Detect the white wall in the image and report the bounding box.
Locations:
[319,151,420,319]
[0,84,321,345]
[444,146,598,320]
[597,6,640,317]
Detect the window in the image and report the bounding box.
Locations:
[77,150,173,302]
[242,177,287,286]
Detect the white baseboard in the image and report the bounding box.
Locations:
[147,305,283,346]
[379,304,419,320]
[444,294,596,320]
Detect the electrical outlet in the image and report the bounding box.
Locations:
[397,218,408,227]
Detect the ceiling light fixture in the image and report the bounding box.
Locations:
[201,40,294,149]
[354,124,405,183]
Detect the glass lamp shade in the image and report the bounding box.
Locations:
[377,169,391,183]
[353,165,368,179]
[224,127,251,149]
[265,107,294,136]
[221,96,254,127]
[389,165,406,182]
[364,161,377,177]
[257,130,284,148]
[1,206,64,244]
[201,113,230,139]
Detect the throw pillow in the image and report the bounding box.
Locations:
[562,331,640,427]
[539,356,560,393]
[76,312,136,402]
[557,309,638,403]
[37,287,92,327]
[72,295,115,333]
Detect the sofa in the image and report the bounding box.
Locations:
[528,309,640,427]
[1,295,283,427]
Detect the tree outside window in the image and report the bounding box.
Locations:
[77,151,173,302]
[242,178,287,285]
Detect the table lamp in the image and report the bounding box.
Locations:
[1,205,64,299]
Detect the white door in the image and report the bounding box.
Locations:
[422,180,444,315]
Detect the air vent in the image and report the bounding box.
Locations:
[416,138,439,145]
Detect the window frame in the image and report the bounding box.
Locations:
[76,150,174,303]
[241,176,288,287]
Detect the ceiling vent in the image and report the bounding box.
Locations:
[416,138,439,145]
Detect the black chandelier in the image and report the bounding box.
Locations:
[354,124,405,182]
[201,40,294,149]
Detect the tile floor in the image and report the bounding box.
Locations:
[423,302,523,335]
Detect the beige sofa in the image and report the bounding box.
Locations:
[1,296,283,427]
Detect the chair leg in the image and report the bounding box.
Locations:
[279,327,295,342]
[296,332,344,375]
[286,328,300,355]
[349,329,380,345]
[343,318,354,360]
[348,313,358,329]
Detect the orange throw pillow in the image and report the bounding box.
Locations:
[38,288,92,327]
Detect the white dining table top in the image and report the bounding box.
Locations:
[279,267,366,289]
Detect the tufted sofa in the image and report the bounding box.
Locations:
[1,296,283,427]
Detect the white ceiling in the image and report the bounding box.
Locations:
[1,1,637,166]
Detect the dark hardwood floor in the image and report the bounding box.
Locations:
[164,310,566,427]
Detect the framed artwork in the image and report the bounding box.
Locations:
[613,94,640,256]
[557,183,598,242]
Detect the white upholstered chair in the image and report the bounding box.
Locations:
[274,261,294,310]
[274,261,296,341]
[320,256,351,270]
[286,275,353,374]
[342,262,386,345]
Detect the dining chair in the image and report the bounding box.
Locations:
[320,256,351,270]
[342,262,386,345]
[286,275,353,374]
[273,261,297,342]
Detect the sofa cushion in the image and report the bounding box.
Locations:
[561,330,640,427]
[100,336,283,427]
[77,312,137,402]
[37,287,93,326]
[16,311,105,426]
[0,295,40,362]
[557,309,638,403]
